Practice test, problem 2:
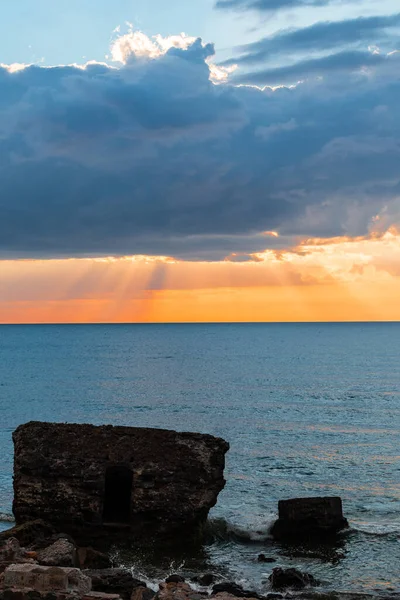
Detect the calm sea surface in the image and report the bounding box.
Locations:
[0,323,399,595]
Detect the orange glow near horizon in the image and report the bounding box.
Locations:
[1,229,400,324]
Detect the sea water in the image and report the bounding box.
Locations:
[0,323,399,594]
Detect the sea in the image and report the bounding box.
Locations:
[0,323,399,595]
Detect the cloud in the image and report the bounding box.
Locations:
[109,27,237,83]
[0,31,400,260]
[215,0,359,14]
[3,229,400,304]
[231,48,393,85]
[3,229,400,323]
[223,13,400,67]
[110,30,197,62]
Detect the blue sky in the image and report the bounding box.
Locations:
[0,0,239,65]
[1,0,398,66]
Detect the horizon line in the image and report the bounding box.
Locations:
[1,320,399,326]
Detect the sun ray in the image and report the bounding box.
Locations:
[2,229,400,323]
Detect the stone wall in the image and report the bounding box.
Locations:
[12,422,229,543]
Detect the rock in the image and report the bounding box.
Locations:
[65,568,94,595]
[268,567,319,590]
[85,569,146,600]
[0,538,38,575]
[193,574,215,586]
[211,594,259,600]
[77,548,111,570]
[211,583,262,599]
[0,521,55,547]
[31,533,77,552]
[0,538,22,562]
[131,588,156,600]
[165,576,185,584]
[2,591,112,600]
[3,564,91,594]
[12,422,229,545]
[270,497,349,540]
[51,533,77,545]
[157,582,206,600]
[37,539,78,568]
[257,555,276,563]
[24,552,38,560]
[84,594,122,600]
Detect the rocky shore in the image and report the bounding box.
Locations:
[0,524,397,600]
[2,423,397,600]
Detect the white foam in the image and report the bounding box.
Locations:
[224,513,277,542]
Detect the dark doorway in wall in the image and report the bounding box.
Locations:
[103,466,133,523]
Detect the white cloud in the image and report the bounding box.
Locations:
[109,27,236,84]
[110,29,197,62]
[208,62,238,83]
[0,62,31,73]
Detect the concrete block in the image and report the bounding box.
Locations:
[3,565,91,595]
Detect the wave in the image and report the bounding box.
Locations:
[351,520,400,536]
[0,512,15,523]
[361,500,400,515]
[205,515,276,543]
[208,515,400,542]
[111,548,187,592]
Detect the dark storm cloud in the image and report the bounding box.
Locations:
[215,0,357,13]
[223,14,400,67]
[0,39,400,260]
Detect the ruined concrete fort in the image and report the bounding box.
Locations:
[12,421,229,543]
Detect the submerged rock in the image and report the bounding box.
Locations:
[212,582,262,599]
[212,595,260,600]
[257,555,276,563]
[193,573,216,586]
[270,497,348,540]
[268,567,319,590]
[165,575,185,584]
[12,421,229,545]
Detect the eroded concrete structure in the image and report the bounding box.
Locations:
[270,496,349,540]
[12,422,229,543]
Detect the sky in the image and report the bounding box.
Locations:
[0,0,400,323]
